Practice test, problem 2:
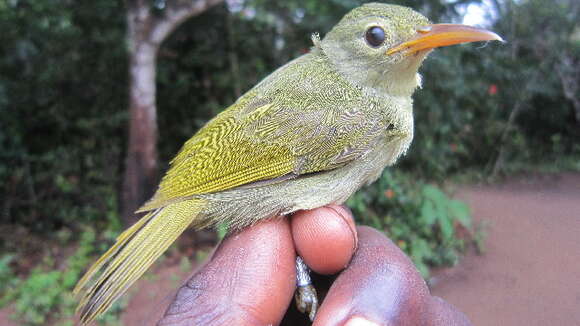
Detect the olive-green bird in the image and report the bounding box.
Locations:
[74,3,501,323]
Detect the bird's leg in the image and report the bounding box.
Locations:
[294,256,318,321]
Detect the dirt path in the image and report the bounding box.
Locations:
[431,172,580,326]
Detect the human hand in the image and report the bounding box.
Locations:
[158,205,472,326]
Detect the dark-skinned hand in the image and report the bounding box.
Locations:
[158,205,472,326]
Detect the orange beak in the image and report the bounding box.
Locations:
[387,24,503,56]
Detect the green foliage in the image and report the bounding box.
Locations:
[0,255,18,302]
[0,229,124,325]
[0,0,127,237]
[405,0,580,179]
[348,171,471,277]
[0,4,127,321]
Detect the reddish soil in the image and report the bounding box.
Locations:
[0,308,17,326]
[121,264,191,326]
[431,172,580,326]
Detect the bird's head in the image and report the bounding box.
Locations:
[320,3,502,97]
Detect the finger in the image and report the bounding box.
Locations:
[314,226,431,326]
[159,218,296,326]
[291,205,357,275]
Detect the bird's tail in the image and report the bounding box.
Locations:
[73,198,206,324]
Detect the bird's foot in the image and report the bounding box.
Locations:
[294,256,318,321]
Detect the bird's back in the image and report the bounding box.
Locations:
[140,51,407,215]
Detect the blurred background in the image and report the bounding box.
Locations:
[0,0,578,325]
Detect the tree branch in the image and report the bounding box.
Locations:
[490,70,540,178]
[149,0,224,45]
[557,55,580,124]
[126,0,154,54]
[126,0,148,10]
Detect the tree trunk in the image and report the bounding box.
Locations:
[557,55,580,125]
[121,41,159,225]
[121,0,224,225]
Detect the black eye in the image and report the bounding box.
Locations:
[365,26,385,48]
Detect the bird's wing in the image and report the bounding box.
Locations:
[139,91,385,211]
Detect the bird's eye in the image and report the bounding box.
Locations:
[365,26,385,48]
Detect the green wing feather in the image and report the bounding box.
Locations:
[140,101,295,210]
[140,86,385,212]
[137,54,389,211]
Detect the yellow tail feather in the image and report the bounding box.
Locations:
[73,198,205,324]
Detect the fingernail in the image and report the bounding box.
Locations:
[327,205,358,251]
[344,316,381,326]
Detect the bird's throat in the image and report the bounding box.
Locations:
[381,50,430,97]
[323,50,428,98]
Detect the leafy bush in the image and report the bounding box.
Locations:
[0,229,126,326]
[348,170,471,277]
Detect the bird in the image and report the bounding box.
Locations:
[74,3,501,324]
